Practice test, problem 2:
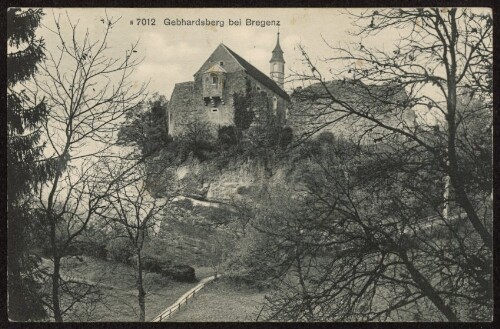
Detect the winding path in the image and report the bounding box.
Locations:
[152,274,219,322]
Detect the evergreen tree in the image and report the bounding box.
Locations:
[7,8,54,321]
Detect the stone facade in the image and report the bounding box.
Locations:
[289,80,417,141]
[167,39,290,137]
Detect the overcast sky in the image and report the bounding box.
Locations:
[37,8,399,98]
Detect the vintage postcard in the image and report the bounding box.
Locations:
[6,7,493,322]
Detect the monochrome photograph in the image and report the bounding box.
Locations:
[6,7,493,322]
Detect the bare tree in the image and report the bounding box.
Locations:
[253,134,491,321]
[96,159,169,322]
[29,11,146,321]
[256,8,493,322]
[290,8,492,249]
[206,231,234,279]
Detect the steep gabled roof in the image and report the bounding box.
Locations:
[204,63,227,74]
[221,44,290,102]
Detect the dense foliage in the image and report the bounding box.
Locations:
[233,79,255,131]
[117,93,171,156]
[7,8,55,321]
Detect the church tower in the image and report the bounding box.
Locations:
[270,32,285,89]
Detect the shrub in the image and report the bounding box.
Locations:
[173,197,194,210]
[130,253,196,282]
[106,237,134,264]
[224,231,279,291]
[64,244,82,257]
[161,264,196,282]
[316,131,335,145]
[279,126,293,148]
[218,125,239,148]
[233,83,255,130]
[225,268,273,291]
[142,256,171,273]
[178,121,217,162]
[71,241,107,259]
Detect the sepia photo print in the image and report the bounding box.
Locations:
[6,7,494,322]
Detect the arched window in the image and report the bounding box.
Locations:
[273,96,278,111]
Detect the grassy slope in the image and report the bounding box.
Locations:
[58,160,264,321]
[59,256,214,322]
[166,279,267,322]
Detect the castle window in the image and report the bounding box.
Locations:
[219,61,224,66]
[211,108,219,112]
[273,96,278,111]
[257,86,261,91]
[211,75,218,84]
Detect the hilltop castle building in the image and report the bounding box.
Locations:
[167,33,290,137]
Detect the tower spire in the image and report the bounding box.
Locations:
[270,31,284,63]
[270,31,285,89]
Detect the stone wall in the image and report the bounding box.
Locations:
[168,72,289,137]
[167,82,197,137]
[193,70,248,128]
[289,80,417,140]
[246,75,288,126]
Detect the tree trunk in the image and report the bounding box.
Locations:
[7,212,25,320]
[52,256,63,322]
[136,251,146,322]
[48,159,65,322]
[400,251,459,321]
[445,68,492,250]
[443,14,492,251]
[442,163,451,220]
[8,255,25,320]
[296,251,314,321]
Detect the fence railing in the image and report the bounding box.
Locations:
[152,274,219,322]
